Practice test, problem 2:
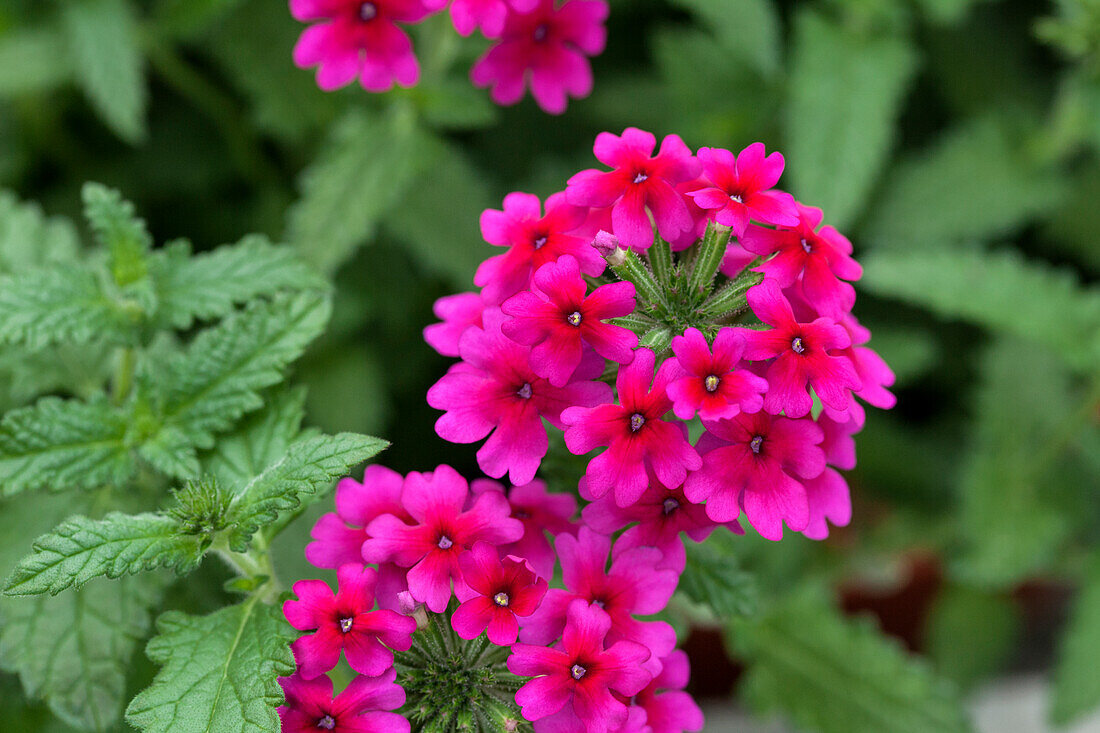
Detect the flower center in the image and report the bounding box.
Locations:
[662,497,680,515]
[566,311,582,327]
[514,509,530,519]
[493,592,510,607]
[791,336,805,354]
[801,237,812,253]
[632,172,648,185]
[357,2,377,21]
[730,194,743,204]
[317,715,336,730]
[704,374,720,392]
[437,535,454,550]
[516,382,533,399]
[533,234,548,249]
[338,616,354,633]
[629,413,646,432]
[533,23,549,42]
[570,663,588,680]
[750,435,764,454]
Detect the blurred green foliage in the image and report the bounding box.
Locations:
[0,0,1098,730]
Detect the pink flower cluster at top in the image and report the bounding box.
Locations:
[289,0,608,113]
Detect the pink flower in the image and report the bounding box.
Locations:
[521,528,678,669]
[291,0,434,92]
[472,479,577,579]
[685,144,798,236]
[581,478,726,573]
[822,315,896,428]
[470,0,609,114]
[668,177,711,251]
[802,467,851,540]
[278,669,409,733]
[451,542,548,645]
[666,327,768,421]
[284,565,416,679]
[683,411,826,539]
[633,650,705,733]
[566,128,701,251]
[502,255,637,386]
[428,308,612,485]
[509,599,652,732]
[739,203,862,319]
[362,465,524,612]
[475,192,604,304]
[448,0,537,36]
[305,465,411,611]
[819,413,858,470]
[741,278,861,418]
[562,348,701,507]
[423,292,484,357]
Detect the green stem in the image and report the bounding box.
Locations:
[647,236,675,289]
[213,541,282,603]
[609,249,666,313]
[688,222,731,302]
[698,265,764,320]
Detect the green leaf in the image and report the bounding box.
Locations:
[144,291,332,477]
[286,106,439,275]
[0,190,81,274]
[785,10,917,229]
[860,248,1100,373]
[1052,557,1100,725]
[4,513,207,596]
[732,590,973,733]
[670,0,781,76]
[416,78,499,130]
[926,585,1019,691]
[0,396,134,497]
[125,598,295,733]
[149,235,326,330]
[679,530,759,619]
[82,183,152,287]
[0,28,74,98]
[226,432,388,551]
[203,386,308,491]
[0,574,166,732]
[61,0,148,144]
[862,117,1067,249]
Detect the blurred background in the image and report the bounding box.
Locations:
[0,0,1098,730]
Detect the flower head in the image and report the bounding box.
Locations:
[423,292,485,358]
[472,478,577,579]
[448,0,537,36]
[685,143,799,236]
[566,128,701,250]
[666,326,768,421]
[451,542,548,645]
[278,669,409,733]
[802,467,852,540]
[633,650,705,733]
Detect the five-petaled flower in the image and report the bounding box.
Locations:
[451,541,548,645]
[278,668,409,733]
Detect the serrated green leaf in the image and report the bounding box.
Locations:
[0,395,134,496]
[148,235,325,330]
[143,291,332,476]
[125,598,295,733]
[4,513,206,596]
[61,0,148,143]
[670,0,781,76]
[203,386,308,491]
[785,10,917,229]
[862,117,1067,249]
[226,432,387,551]
[0,190,81,274]
[732,590,973,733]
[860,248,1100,372]
[287,106,439,274]
[0,28,74,97]
[926,585,1019,691]
[0,574,166,732]
[82,183,152,287]
[1052,558,1100,725]
[680,532,759,619]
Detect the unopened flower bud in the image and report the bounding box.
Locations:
[592,230,627,266]
[397,591,430,629]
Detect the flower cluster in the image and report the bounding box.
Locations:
[289,0,609,113]
[281,126,894,732]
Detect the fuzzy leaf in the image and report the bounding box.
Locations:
[4,513,207,596]
[82,183,152,287]
[0,395,134,496]
[0,190,81,273]
[0,574,166,732]
[926,585,1019,691]
[226,432,388,551]
[0,28,74,97]
[287,106,439,274]
[149,235,326,330]
[732,590,973,733]
[860,248,1100,373]
[680,533,759,619]
[203,386,308,491]
[1052,558,1100,725]
[61,0,148,143]
[143,291,332,476]
[670,0,781,76]
[125,599,296,733]
[785,10,917,229]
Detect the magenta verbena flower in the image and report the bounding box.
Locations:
[471,0,609,114]
[423,292,485,358]
[632,650,705,733]
[562,348,701,508]
[290,0,435,92]
[802,467,852,541]
[685,143,799,237]
[666,326,769,422]
[566,128,702,251]
[448,0,536,36]
[822,314,897,429]
[362,465,524,612]
[451,541,548,645]
[502,254,637,386]
[472,478,578,579]
[278,668,409,733]
[509,599,652,732]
